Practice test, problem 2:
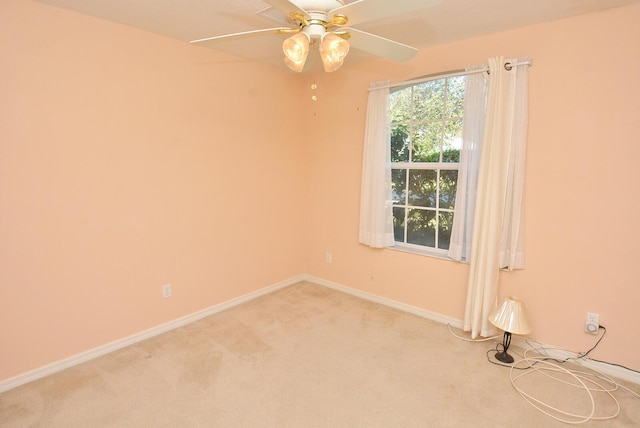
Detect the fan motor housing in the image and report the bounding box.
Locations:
[304,24,327,39]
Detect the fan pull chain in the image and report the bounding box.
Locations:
[311,42,318,101]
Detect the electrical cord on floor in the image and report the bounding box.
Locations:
[513,326,639,423]
[510,356,619,423]
[446,323,501,342]
[522,326,608,365]
[448,323,570,369]
[588,358,640,375]
[449,323,640,424]
[574,325,607,360]
[446,324,525,368]
[484,344,531,370]
[447,324,564,368]
[511,341,639,423]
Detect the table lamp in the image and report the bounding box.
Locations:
[488,296,532,363]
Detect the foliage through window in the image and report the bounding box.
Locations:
[390,76,465,253]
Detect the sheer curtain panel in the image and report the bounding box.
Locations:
[448,67,488,263]
[359,81,395,248]
[463,57,529,338]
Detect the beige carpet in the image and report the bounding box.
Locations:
[1,281,638,427]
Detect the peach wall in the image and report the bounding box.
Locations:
[305,4,640,371]
[2,0,640,384]
[0,0,306,381]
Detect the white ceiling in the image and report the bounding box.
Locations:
[34,0,640,70]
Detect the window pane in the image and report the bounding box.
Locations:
[389,75,465,253]
[443,118,463,162]
[411,122,443,162]
[446,76,466,118]
[407,209,435,247]
[408,170,437,207]
[413,80,445,121]
[390,88,412,123]
[391,124,410,162]
[439,170,458,209]
[438,212,454,250]
[391,169,407,205]
[393,207,406,242]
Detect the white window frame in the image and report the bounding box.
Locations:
[389,75,465,258]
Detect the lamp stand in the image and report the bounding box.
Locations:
[495,331,514,363]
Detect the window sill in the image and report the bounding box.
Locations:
[387,244,455,261]
[387,244,453,261]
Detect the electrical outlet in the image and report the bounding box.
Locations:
[326,252,332,264]
[162,283,172,299]
[584,312,599,334]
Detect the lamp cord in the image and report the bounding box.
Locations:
[574,325,606,360]
[510,340,639,424]
[446,324,501,342]
[448,324,640,424]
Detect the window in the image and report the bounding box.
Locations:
[390,76,466,254]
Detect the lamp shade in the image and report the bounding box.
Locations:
[489,296,531,335]
[283,32,309,72]
[319,32,349,72]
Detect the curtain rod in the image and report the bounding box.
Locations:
[369,60,533,91]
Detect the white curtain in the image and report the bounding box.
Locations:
[448,66,488,263]
[359,81,395,248]
[463,57,529,338]
[499,61,528,271]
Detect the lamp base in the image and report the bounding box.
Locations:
[494,331,515,364]
[494,351,514,364]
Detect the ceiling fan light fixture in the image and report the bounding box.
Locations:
[284,56,306,73]
[319,32,349,72]
[283,32,310,72]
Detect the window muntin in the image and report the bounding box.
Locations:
[390,76,465,253]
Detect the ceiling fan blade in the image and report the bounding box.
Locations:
[190,27,291,45]
[331,0,441,27]
[346,28,418,62]
[263,0,311,21]
[189,30,293,69]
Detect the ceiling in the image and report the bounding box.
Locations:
[34,0,640,70]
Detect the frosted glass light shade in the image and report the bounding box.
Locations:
[489,296,532,335]
[283,32,310,72]
[320,33,349,72]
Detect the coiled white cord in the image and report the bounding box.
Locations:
[510,356,618,424]
[447,324,640,424]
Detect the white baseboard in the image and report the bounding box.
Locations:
[301,274,464,329]
[0,274,306,393]
[3,274,637,392]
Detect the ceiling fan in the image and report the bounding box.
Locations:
[190,0,440,73]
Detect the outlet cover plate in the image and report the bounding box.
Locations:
[162,284,172,298]
[585,312,599,334]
